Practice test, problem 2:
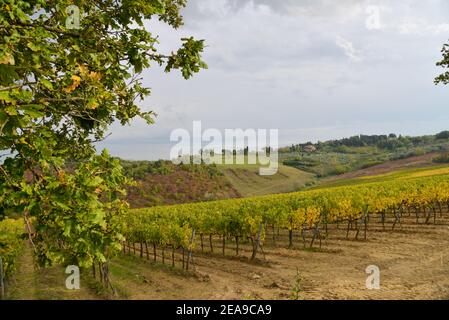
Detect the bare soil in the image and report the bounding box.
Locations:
[112,213,449,300]
[327,152,439,181]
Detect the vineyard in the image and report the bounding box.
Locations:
[121,173,449,269]
[0,219,24,298]
[2,170,449,299]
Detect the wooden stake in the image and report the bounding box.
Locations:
[186,229,196,270]
[222,236,225,256]
[182,248,185,269]
[153,243,157,262]
[200,233,204,253]
[235,236,239,255]
[288,229,293,248]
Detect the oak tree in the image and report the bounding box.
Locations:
[0,0,206,273]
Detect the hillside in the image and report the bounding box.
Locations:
[118,131,449,205]
[324,152,439,181]
[218,164,315,197]
[280,131,449,177]
[311,160,449,190]
[121,160,240,208]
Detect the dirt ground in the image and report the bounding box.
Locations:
[110,213,449,300]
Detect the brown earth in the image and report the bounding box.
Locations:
[111,212,449,300]
[126,168,240,208]
[327,152,439,181]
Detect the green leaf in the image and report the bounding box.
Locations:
[21,104,45,118]
[41,79,53,90]
[27,42,40,52]
[0,91,12,102]
[4,106,17,115]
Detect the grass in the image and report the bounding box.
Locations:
[8,240,203,300]
[8,243,98,300]
[219,164,315,197]
[280,139,449,177]
[309,163,449,190]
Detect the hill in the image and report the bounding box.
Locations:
[310,160,449,190]
[218,164,314,197]
[117,131,449,206]
[121,160,240,208]
[280,131,449,177]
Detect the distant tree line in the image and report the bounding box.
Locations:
[120,159,222,180]
[282,131,449,153]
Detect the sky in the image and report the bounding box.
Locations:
[97,0,449,160]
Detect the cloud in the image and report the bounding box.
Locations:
[335,36,363,62]
[97,0,449,159]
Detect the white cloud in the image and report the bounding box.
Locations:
[335,36,363,62]
[97,0,449,159]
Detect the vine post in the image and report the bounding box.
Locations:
[186,229,196,270]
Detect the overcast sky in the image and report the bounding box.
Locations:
[97,0,449,160]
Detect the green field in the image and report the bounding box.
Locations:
[218,164,315,197]
[309,164,449,190]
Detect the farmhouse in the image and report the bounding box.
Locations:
[303,145,317,153]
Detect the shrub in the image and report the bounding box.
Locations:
[433,153,449,163]
[0,219,25,278]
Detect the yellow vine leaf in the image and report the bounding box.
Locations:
[64,75,81,93]
[87,99,99,110]
[89,71,102,81]
[0,52,15,65]
[78,64,89,76]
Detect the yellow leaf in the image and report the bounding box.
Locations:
[89,71,102,81]
[87,100,99,110]
[0,52,15,65]
[78,64,88,76]
[64,75,81,93]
